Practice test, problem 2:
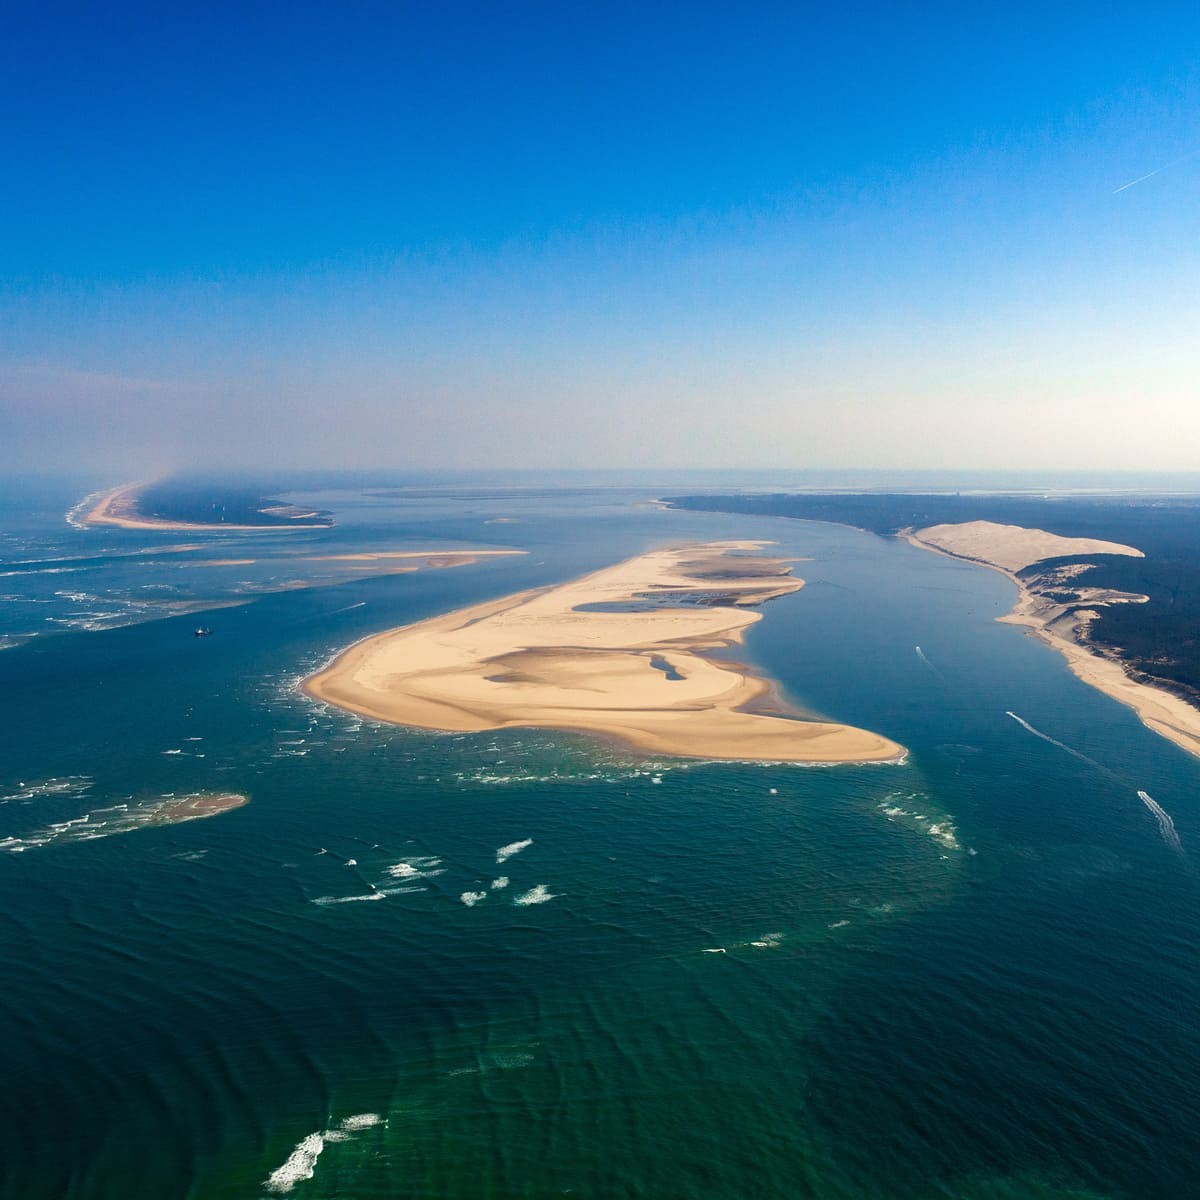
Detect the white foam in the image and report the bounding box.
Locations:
[1139,790,1184,855]
[513,883,555,906]
[496,838,533,864]
[460,891,487,906]
[339,1112,383,1131]
[312,892,387,905]
[490,876,509,890]
[265,1132,324,1194]
[386,856,444,879]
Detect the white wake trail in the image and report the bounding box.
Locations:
[1005,712,1111,775]
[1138,791,1184,856]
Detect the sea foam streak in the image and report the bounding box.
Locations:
[496,838,533,864]
[386,856,444,879]
[1139,790,1184,855]
[460,891,487,906]
[265,1132,324,1194]
[339,1112,383,1131]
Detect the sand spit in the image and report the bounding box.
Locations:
[303,542,903,763]
[80,482,331,532]
[906,522,1200,760]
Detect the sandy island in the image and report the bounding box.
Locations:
[77,482,332,532]
[907,521,1200,759]
[303,541,903,763]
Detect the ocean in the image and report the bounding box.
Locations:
[1,477,1198,1198]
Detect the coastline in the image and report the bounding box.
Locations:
[78,482,332,532]
[303,542,904,764]
[904,526,1200,760]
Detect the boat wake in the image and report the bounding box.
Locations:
[1138,790,1184,856]
[1005,712,1111,776]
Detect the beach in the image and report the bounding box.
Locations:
[303,541,903,763]
[907,520,1200,759]
[79,482,332,531]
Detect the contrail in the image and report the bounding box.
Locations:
[1138,790,1184,856]
[1112,148,1200,194]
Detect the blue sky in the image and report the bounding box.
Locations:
[3,2,1198,472]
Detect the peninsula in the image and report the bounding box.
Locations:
[303,542,903,763]
[76,481,333,531]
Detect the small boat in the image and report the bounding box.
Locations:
[194,627,212,638]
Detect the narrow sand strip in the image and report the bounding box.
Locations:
[906,521,1200,760]
[303,542,902,763]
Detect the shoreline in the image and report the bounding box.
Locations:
[303,542,904,764]
[78,482,332,532]
[904,527,1200,760]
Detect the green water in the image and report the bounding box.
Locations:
[1,482,1198,1198]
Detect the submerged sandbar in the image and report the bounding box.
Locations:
[303,541,903,763]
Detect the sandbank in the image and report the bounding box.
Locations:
[906,521,1200,759]
[303,542,903,763]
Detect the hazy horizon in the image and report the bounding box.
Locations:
[3,4,1198,474]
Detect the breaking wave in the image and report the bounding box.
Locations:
[496,838,533,864]
[514,883,555,906]
[265,1132,324,1194]
[878,793,962,852]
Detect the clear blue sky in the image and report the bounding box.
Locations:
[3,2,1198,473]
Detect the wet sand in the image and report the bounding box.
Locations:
[303,542,903,763]
[906,521,1200,760]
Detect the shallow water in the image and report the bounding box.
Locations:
[1,480,1198,1198]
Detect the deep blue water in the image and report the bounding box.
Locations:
[1,481,1198,1198]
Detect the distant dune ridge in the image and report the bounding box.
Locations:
[907,521,1200,759]
[913,520,1143,572]
[76,481,332,531]
[303,542,903,764]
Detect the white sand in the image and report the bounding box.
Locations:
[303,542,903,763]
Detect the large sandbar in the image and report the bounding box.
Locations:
[303,542,903,763]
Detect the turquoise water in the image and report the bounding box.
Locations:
[2,482,1199,1198]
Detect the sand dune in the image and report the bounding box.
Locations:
[303,542,903,763]
[915,520,1142,572]
[908,521,1200,760]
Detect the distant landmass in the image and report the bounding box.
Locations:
[665,491,1200,756]
[75,479,335,530]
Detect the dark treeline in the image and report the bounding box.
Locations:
[137,481,333,528]
[667,492,1200,704]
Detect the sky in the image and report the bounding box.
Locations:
[2,1,1198,475]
